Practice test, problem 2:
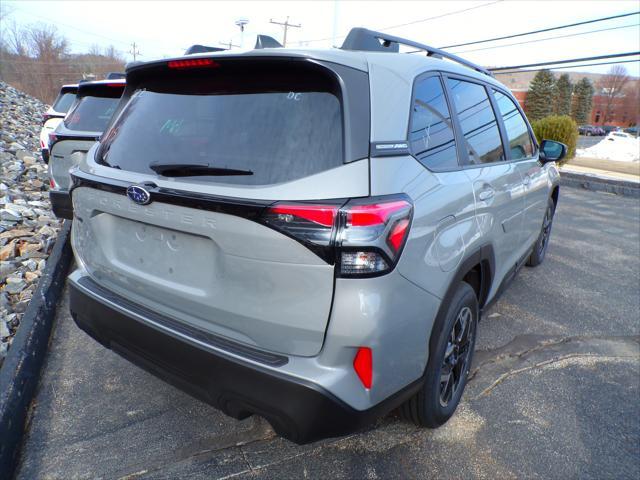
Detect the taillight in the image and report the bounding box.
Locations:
[262,195,413,277]
[263,203,339,246]
[167,58,219,69]
[48,133,57,150]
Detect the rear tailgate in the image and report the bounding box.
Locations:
[72,55,370,357]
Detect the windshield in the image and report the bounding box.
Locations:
[99,85,343,186]
[52,92,76,113]
[64,96,119,132]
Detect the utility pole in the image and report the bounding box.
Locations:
[128,42,141,61]
[269,16,301,47]
[220,39,240,50]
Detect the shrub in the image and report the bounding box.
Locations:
[531,115,578,162]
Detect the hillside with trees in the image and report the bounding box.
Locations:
[0,21,125,103]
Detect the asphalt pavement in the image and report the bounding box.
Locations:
[16,187,640,480]
[576,134,603,150]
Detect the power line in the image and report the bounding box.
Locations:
[7,4,131,47]
[490,52,640,71]
[219,40,240,50]
[378,0,503,32]
[493,59,640,75]
[270,16,301,47]
[453,23,639,54]
[441,11,640,49]
[292,0,503,45]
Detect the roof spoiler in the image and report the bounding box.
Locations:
[255,35,283,49]
[184,44,226,55]
[340,27,492,77]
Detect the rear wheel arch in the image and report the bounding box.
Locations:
[429,244,494,349]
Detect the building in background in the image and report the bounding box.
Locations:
[505,70,639,127]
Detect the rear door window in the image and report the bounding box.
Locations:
[409,75,459,170]
[99,68,344,186]
[446,78,504,165]
[492,90,534,160]
[64,96,119,132]
[52,92,76,113]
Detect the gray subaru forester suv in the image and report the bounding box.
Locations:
[68,28,564,444]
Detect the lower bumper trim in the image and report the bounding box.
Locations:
[69,278,421,443]
[50,190,73,220]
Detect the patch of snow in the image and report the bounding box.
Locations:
[576,134,640,162]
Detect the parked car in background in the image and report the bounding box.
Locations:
[40,84,78,161]
[606,131,635,141]
[67,28,564,444]
[623,126,638,137]
[48,79,125,219]
[601,125,618,135]
[578,125,604,136]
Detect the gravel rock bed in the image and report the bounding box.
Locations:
[1,81,62,367]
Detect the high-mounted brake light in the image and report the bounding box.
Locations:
[167,58,219,69]
[353,347,373,389]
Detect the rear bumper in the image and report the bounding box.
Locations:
[68,274,420,444]
[50,190,73,220]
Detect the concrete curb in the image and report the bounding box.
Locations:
[0,221,73,477]
[560,171,640,198]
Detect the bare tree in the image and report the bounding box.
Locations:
[597,65,630,124]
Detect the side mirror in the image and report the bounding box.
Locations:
[539,139,567,163]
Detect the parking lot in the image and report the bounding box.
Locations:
[16,186,640,480]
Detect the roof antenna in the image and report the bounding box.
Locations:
[255,35,283,49]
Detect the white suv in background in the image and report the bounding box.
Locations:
[40,84,78,161]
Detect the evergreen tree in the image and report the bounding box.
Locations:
[571,78,594,125]
[525,69,556,121]
[554,74,573,116]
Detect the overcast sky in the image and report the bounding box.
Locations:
[3,0,639,76]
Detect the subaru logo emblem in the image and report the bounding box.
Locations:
[126,185,151,205]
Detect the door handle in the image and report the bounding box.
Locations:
[478,187,495,201]
[523,174,531,186]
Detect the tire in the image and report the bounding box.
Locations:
[527,197,556,267]
[401,282,478,428]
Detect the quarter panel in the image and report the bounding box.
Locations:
[372,156,479,299]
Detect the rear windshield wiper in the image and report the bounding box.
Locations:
[149,162,253,177]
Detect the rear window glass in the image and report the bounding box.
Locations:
[98,68,343,186]
[52,92,76,113]
[64,96,119,132]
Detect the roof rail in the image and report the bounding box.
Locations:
[340,27,492,77]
